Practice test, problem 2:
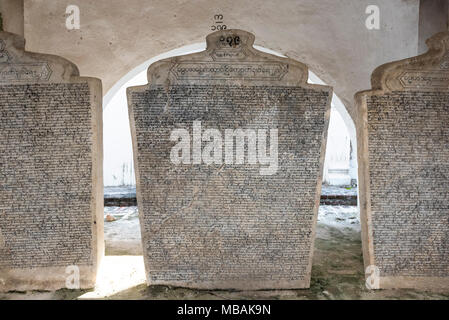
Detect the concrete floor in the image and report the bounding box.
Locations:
[1,205,448,300]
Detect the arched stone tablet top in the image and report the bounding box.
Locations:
[0,31,79,84]
[371,31,449,92]
[143,29,309,87]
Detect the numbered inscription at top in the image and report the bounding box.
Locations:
[219,35,240,48]
[211,14,227,31]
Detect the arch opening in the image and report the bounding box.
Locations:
[103,43,358,189]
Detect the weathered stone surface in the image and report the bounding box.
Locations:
[0,32,103,291]
[128,29,331,289]
[356,31,449,290]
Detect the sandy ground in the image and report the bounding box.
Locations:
[1,205,448,300]
[104,206,142,255]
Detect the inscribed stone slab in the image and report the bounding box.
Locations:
[128,29,331,289]
[0,32,103,291]
[356,31,449,290]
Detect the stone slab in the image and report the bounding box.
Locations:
[128,29,331,289]
[0,32,103,291]
[355,31,449,290]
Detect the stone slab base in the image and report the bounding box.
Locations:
[147,278,311,290]
[0,265,97,292]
